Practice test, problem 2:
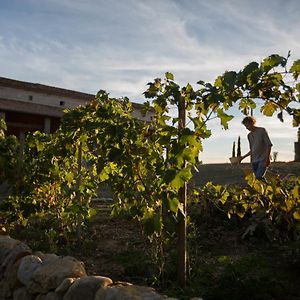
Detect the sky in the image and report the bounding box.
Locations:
[0,0,299,163]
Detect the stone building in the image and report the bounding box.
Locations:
[0,76,153,138]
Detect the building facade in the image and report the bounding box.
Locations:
[0,77,153,138]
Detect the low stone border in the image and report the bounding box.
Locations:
[0,235,203,300]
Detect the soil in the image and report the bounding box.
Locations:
[71,162,300,283]
[71,201,149,284]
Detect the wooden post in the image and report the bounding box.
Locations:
[16,131,25,193]
[177,96,187,286]
[76,142,83,238]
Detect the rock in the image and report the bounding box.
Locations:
[42,253,59,264]
[33,251,45,260]
[27,256,86,294]
[36,294,62,300]
[0,280,12,299]
[18,255,43,286]
[45,292,63,300]
[33,252,59,264]
[113,281,132,286]
[63,275,113,300]
[0,235,19,250]
[4,258,23,291]
[13,286,35,300]
[0,236,31,278]
[35,294,62,300]
[95,284,166,300]
[55,277,76,294]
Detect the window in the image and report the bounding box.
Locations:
[28,95,33,101]
[59,101,65,106]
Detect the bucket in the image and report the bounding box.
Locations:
[229,156,241,165]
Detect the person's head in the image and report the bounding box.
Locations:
[242,116,256,131]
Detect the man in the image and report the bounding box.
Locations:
[239,116,273,181]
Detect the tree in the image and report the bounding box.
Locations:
[232,141,236,157]
[237,136,241,157]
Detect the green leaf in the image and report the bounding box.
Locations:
[214,76,223,88]
[143,213,162,235]
[247,68,263,86]
[36,140,45,152]
[99,169,109,181]
[260,101,277,116]
[165,196,180,213]
[293,211,300,220]
[217,108,234,129]
[243,62,259,75]
[165,72,174,80]
[164,168,192,190]
[223,71,237,91]
[65,172,74,184]
[290,59,300,80]
[261,54,287,72]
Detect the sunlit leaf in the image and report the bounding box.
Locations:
[165,72,174,80]
[217,108,234,129]
[261,54,287,72]
[293,211,300,220]
[65,172,74,184]
[290,59,300,80]
[260,101,277,116]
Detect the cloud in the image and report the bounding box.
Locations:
[0,0,299,163]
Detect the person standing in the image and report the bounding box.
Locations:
[239,116,273,181]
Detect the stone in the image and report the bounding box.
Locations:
[45,291,63,300]
[27,256,86,294]
[13,286,35,300]
[33,251,45,260]
[0,235,19,252]
[42,253,59,264]
[18,255,43,286]
[55,277,76,294]
[113,281,132,286]
[4,258,23,292]
[0,236,31,278]
[95,285,166,300]
[36,294,62,300]
[0,280,12,299]
[63,275,113,300]
[33,251,59,264]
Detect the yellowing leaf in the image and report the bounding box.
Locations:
[293,211,300,220]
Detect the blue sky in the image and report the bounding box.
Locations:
[0,0,299,163]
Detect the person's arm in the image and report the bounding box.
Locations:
[265,145,272,166]
[239,150,251,162]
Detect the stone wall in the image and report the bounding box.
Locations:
[0,235,203,300]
